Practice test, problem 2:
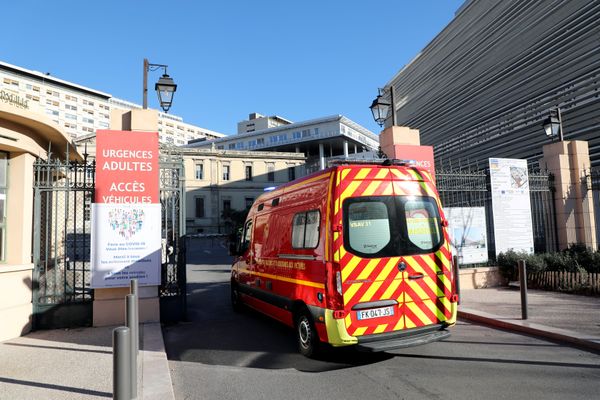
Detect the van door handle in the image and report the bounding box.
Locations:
[408,273,424,280]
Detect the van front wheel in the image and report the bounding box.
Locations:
[296,312,319,358]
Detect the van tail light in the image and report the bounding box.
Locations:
[326,262,344,311]
[451,293,459,303]
[336,271,343,296]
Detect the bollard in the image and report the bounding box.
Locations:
[126,294,138,399]
[130,279,140,354]
[452,255,461,305]
[113,326,131,400]
[518,260,528,319]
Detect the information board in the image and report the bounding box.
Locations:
[444,207,488,264]
[91,130,161,288]
[489,158,534,257]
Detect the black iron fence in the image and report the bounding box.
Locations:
[435,165,557,261]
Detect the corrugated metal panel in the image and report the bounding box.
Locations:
[386,0,600,167]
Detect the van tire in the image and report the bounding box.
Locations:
[295,311,320,358]
[231,282,243,313]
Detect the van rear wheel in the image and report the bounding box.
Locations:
[296,311,320,358]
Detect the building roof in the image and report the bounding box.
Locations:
[0,61,111,99]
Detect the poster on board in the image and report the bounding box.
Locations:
[444,207,488,264]
[489,157,534,257]
[91,130,161,288]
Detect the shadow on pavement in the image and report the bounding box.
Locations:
[163,279,393,373]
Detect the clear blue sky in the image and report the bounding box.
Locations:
[2,0,464,135]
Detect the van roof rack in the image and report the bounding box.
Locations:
[327,157,414,167]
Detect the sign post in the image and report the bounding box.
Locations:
[91,130,161,288]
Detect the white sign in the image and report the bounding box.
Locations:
[91,203,161,287]
[489,158,535,256]
[444,207,488,264]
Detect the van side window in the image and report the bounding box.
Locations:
[292,210,320,249]
[240,220,253,253]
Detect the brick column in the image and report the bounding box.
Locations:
[541,140,596,250]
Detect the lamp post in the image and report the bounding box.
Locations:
[542,107,564,142]
[370,86,396,127]
[143,58,177,113]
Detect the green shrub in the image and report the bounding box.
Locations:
[543,252,576,272]
[564,244,600,273]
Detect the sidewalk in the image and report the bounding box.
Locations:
[458,287,600,352]
[0,323,174,400]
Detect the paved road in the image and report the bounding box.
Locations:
[163,238,600,400]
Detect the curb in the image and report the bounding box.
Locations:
[141,323,175,400]
[458,308,600,353]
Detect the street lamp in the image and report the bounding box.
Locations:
[542,108,563,141]
[143,58,177,113]
[370,86,396,127]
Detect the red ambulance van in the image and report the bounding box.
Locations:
[230,160,458,357]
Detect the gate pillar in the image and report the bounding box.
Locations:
[541,140,596,250]
[93,109,161,327]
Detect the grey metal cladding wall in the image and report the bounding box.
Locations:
[388,0,600,168]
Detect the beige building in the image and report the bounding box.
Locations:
[0,61,226,145]
[0,91,81,342]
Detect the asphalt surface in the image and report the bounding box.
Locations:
[163,238,600,400]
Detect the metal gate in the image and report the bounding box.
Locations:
[32,148,186,330]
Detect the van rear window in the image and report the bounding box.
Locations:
[343,196,442,258]
[292,210,320,249]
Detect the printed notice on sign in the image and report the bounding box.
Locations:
[444,207,488,264]
[489,158,534,257]
[91,130,161,288]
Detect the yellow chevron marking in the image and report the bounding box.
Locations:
[382,278,402,300]
[345,314,352,327]
[382,183,393,195]
[405,315,418,329]
[238,269,325,289]
[333,232,340,262]
[375,168,389,180]
[340,246,347,259]
[341,168,351,181]
[405,257,425,273]
[340,180,361,202]
[343,283,361,304]
[423,278,446,297]
[393,319,404,331]
[422,299,446,322]
[359,280,383,303]
[407,280,429,301]
[374,258,399,282]
[341,255,361,281]
[362,180,382,197]
[407,302,433,325]
[390,169,408,179]
[374,324,388,334]
[355,168,372,180]
[357,259,380,281]
[325,174,334,261]
[422,256,452,293]
[354,327,367,336]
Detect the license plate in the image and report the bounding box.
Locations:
[356,306,395,320]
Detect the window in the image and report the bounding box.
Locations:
[217,145,224,150]
[65,94,77,101]
[278,134,287,141]
[195,163,203,180]
[292,210,320,249]
[222,165,230,181]
[0,152,6,260]
[267,163,275,182]
[65,113,77,120]
[288,166,296,181]
[270,136,278,143]
[195,197,205,218]
[245,197,254,209]
[65,104,77,111]
[301,129,310,138]
[257,138,265,145]
[245,165,253,181]
[240,220,253,253]
[293,131,301,139]
[314,128,319,136]
[235,142,243,149]
[223,199,231,214]
[343,196,442,258]
[228,143,235,150]
[82,117,94,124]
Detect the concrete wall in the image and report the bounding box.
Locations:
[459,267,504,290]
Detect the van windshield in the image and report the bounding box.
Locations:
[343,196,443,258]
